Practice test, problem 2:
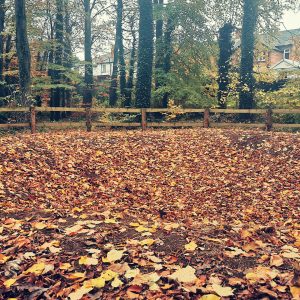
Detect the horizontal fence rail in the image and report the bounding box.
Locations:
[0,107,300,133]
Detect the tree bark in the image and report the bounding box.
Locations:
[154,0,164,89]
[83,0,93,107]
[0,0,5,99]
[162,17,174,108]
[117,0,126,101]
[217,23,234,109]
[239,0,259,114]
[124,23,136,107]
[136,0,154,108]
[64,0,72,109]
[14,0,31,105]
[51,0,64,121]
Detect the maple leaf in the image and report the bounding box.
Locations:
[103,249,124,263]
[23,262,46,275]
[79,256,98,266]
[211,284,234,297]
[169,266,197,283]
[68,286,93,300]
[4,278,17,289]
[185,241,198,251]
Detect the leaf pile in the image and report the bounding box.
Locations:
[0,129,299,299]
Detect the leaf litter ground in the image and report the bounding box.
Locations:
[0,129,300,300]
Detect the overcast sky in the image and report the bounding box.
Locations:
[282,10,300,30]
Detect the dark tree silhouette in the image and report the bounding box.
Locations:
[15,0,31,105]
[136,0,154,108]
[239,0,259,113]
[217,23,234,109]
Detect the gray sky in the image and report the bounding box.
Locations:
[282,10,300,30]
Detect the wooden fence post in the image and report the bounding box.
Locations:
[265,107,273,131]
[203,108,210,128]
[86,107,92,132]
[141,108,147,131]
[30,106,36,134]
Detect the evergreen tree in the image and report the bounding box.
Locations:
[14,0,31,105]
[83,0,94,107]
[135,0,154,108]
[239,0,259,112]
[217,23,234,109]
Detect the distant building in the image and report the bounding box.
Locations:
[234,28,300,73]
[94,52,114,81]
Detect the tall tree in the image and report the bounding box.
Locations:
[0,0,5,99]
[50,0,64,120]
[239,0,259,111]
[217,23,234,109]
[154,0,164,89]
[83,0,93,107]
[135,0,154,108]
[162,17,174,108]
[109,0,125,106]
[15,0,31,105]
[124,15,137,107]
[117,0,126,101]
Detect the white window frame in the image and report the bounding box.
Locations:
[284,48,290,60]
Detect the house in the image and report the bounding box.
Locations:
[94,52,114,81]
[255,28,300,72]
[233,28,300,73]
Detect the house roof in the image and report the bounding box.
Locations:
[271,59,300,71]
[234,28,300,51]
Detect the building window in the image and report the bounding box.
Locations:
[284,48,290,60]
[101,64,107,74]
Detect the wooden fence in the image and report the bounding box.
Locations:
[0,106,300,134]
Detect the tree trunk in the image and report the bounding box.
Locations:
[14,0,31,105]
[0,0,5,100]
[124,24,136,107]
[239,0,258,114]
[117,0,126,101]
[109,42,119,106]
[51,0,64,121]
[162,18,174,108]
[154,0,164,89]
[217,23,234,109]
[109,0,125,107]
[136,0,154,108]
[83,0,93,107]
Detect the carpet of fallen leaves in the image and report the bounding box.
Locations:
[0,128,300,300]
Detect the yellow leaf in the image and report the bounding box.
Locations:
[101,270,118,281]
[66,272,86,280]
[0,226,3,234]
[84,277,106,289]
[270,255,283,267]
[111,276,123,288]
[60,263,71,270]
[291,286,300,300]
[185,241,198,251]
[65,224,83,235]
[79,256,98,266]
[170,266,197,283]
[212,284,234,297]
[104,219,117,224]
[200,295,221,300]
[69,286,93,300]
[140,239,155,246]
[34,222,47,230]
[129,222,140,227]
[0,254,10,264]
[23,262,45,275]
[125,268,140,279]
[4,278,17,288]
[103,249,124,263]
